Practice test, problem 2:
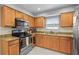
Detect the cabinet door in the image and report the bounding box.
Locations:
[9,44,19,55]
[42,35,46,48]
[35,35,41,46]
[23,14,29,21]
[60,12,73,27]
[42,35,45,47]
[49,36,59,51]
[49,36,55,50]
[28,16,35,27]
[35,34,44,47]
[35,17,45,28]
[15,11,24,19]
[59,37,72,54]
[2,6,15,27]
[45,35,50,48]
[53,37,60,50]
[67,39,72,54]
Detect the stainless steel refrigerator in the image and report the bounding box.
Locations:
[73,6,79,55]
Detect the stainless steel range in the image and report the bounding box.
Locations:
[20,36,33,55]
[20,37,32,55]
[12,18,33,55]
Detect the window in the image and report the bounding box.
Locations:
[46,16,59,29]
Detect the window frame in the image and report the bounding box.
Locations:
[45,15,59,30]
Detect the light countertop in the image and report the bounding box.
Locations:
[0,35,19,41]
[32,32,73,38]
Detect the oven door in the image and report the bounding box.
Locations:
[26,37,32,46]
[29,37,32,44]
[20,37,26,49]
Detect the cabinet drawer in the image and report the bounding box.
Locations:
[9,40,19,45]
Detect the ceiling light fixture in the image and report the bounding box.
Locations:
[37,8,41,11]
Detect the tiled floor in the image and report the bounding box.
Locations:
[27,47,65,55]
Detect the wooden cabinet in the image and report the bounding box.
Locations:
[59,37,73,54]
[50,36,60,51]
[9,43,19,55]
[1,5,35,27]
[35,35,49,48]
[35,35,60,50]
[23,14,29,21]
[35,34,43,47]
[2,6,15,27]
[35,16,45,28]
[28,16,35,27]
[43,35,50,48]
[24,14,35,27]
[35,34,72,54]
[2,39,19,55]
[15,11,24,19]
[49,36,55,50]
[35,34,40,46]
[60,12,73,27]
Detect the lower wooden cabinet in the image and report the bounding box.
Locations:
[35,34,43,47]
[43,35,49,48]
[9,43,19,55]
[2,39,19,55]
[51,36,60,51]
[59,37,73,54]
[35,34,73,54]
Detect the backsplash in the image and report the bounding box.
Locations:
[36,27,73,33]
[0,27,12,35]
[59,27,73,32]
[0,26,72,35]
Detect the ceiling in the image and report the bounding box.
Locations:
[6,4,76,16]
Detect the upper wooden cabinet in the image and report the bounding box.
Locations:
[2,6,15,27]
[15,11,24,19]
[60,12,74,27]
[28,15,35,27]
[23,14,35,27]
[35,16,45,28]
[23,14,29,21]
[50,36,60,51]
[1,6,35,27]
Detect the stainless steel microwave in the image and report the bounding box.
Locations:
[15,18,29,28]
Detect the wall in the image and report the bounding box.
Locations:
[0,27,13,35]
[36,5,76,17]
[5,4,34,16]
[36,27,73,33]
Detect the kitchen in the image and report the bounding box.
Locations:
[0,4,78,55]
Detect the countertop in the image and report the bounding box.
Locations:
[0,34,19,41]
[32,32,73,37]
[0,32,73,42]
